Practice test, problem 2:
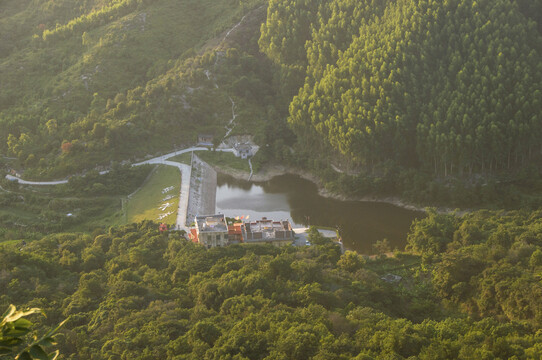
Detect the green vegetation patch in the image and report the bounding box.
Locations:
[197,150,250,173]
[168,152,192,165]
[124,165,180,225]
[0,164,154,239]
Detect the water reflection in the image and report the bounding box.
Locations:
[216,173,424,254]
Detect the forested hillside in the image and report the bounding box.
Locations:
[4,0,542,206]
[3,1,542,359]
[0,0,274,178]
[1,215,541,359]
[260,0,542,178]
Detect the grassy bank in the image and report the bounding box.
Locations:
[198,151,250,172]
[169,152,193,165]
[124,165,181,225]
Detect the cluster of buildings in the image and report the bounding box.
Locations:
[188,214,296,248]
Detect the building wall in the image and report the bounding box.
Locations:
[198,231,228,248]
[244,239,293,247]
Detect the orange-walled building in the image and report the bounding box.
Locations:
[228,222,246,244]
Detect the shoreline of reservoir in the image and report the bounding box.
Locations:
[206,162,467,215]
[215,171,422,254]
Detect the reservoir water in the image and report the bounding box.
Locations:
[215,173,424,254]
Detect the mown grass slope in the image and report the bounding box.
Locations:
[125,165,180,225]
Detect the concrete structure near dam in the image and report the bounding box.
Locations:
[189,215,296,248]
[186,154,217,225]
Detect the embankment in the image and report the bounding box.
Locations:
[186,154,217,222]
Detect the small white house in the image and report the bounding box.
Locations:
[233,143,253,159]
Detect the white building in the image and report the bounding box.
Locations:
[193,214,228,248]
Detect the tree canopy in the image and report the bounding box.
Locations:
[261,0,542,177]
[1,214,541,359]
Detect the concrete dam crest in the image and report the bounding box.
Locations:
[186,154,217,224]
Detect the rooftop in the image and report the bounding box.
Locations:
[245,217,294,241]
[195,214,227,232]
[247,218,288,232]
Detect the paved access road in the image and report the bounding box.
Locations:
[5,175,68,185]
[5,169,109,185]
[5,146,236,231]
[5,146,216,185]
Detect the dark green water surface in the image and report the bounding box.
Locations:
[215,173,424,254]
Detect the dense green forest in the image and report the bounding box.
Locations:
[260,0,542,180]
[0,213,541,359]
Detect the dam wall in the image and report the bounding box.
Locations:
[186,154,217,224]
